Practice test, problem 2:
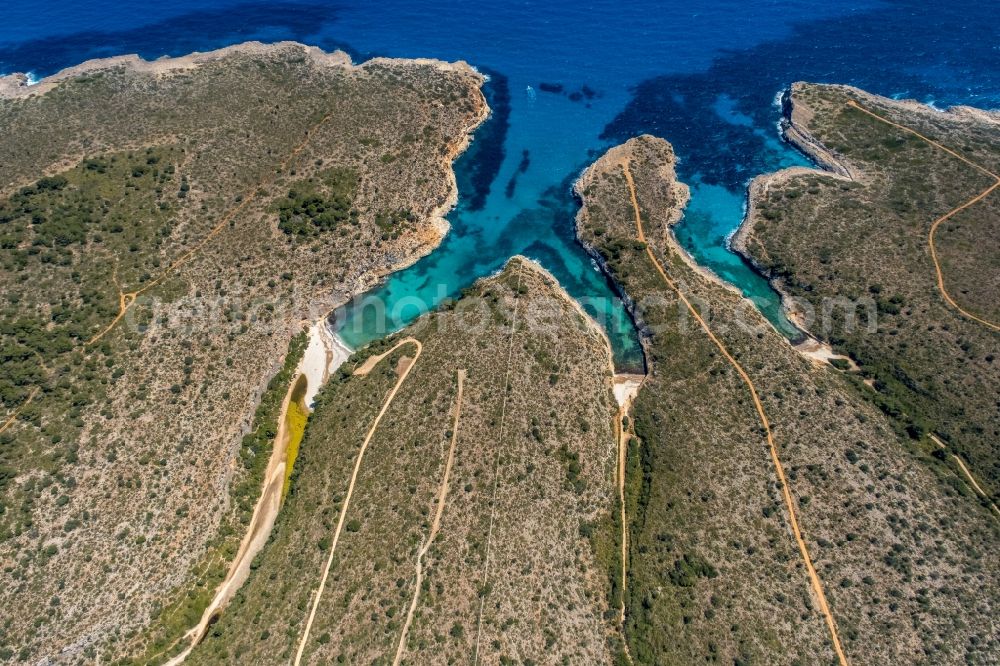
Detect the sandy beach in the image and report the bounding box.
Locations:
[297,318,352,408]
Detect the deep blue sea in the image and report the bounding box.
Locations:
[3,1,998,371]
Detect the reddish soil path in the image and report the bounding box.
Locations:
[621,161,849,666]
[846,100,1000,333]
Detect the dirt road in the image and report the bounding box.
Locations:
[392,368,466,666]
[163,370,302,665]
[930,434,1000,519]
[846,100,1000,333]
[621,161,849,666]
[614,396,637,666]
[615,402,629,627]
[294,337,423,666]
[0,386,39,436]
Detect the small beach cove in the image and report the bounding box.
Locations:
[330,71,802,372]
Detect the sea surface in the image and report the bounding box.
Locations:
[3,0,998,371]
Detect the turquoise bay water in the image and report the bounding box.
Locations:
[3,0,998,371]
[333,77,650,367]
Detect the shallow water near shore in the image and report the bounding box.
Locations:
[4,0,998,370]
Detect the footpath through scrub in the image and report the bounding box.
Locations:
[614,397,636,666]
[472,263,523,665]
[929,434,1000,520]
[621,160,849,666]
[846,100,1000,333]
[293,337,423,666]
[1,111,337,444]
[87,110,337,346]
[392,368,467,666]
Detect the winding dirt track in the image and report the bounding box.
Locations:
[0,386,39,436]
[392,368,466,666]
[294,337,423,666]
[846,100,1000,333]
[620,161,849,666]
[930,435,1000,519]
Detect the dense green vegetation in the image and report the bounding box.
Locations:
[0,43,486,662]
[275,168,358,237]
[0,149,183,538]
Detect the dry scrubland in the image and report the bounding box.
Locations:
[187,258,621,665]
[738,82,1000,506]
[575,135,1000,664]
[2,36,998,666]
[0,42,486,662]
